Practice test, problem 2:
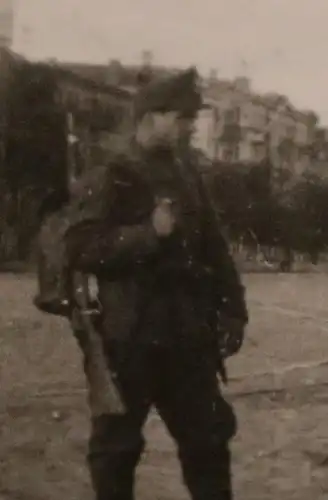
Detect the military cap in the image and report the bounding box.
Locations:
[134,67,204,120]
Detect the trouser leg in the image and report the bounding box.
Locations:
[85,341,152,500]
[88,414,146,500]
[154,343,237,500]
[178,435,233,500]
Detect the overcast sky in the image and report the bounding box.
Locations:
[11,0,328,124]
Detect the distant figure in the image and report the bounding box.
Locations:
[279,248,294,272]
[34,67,248,500]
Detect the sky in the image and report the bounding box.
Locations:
[8,0,328,123]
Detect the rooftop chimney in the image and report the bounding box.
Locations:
[141,49,153,67]
[107,59,123,86]
[137,49,153,88]
[209,68,218,81]
[234,76,250,93]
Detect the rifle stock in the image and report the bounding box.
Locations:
[71,272,125,417]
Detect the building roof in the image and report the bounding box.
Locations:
[0,48,133,100]
[0,46,25,64]
[58,61,115,86]
[2,50,320,127]
[48,65,132,99]
[58,60,181,91]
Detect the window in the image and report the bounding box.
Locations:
[222,146,234,162]
[232,144,239,161]
[235,106,241,124]
[224,109,234,124]
[213,107,220,122]
[224,107,240,125]
[252,143,265,162]
[286,125,295,139]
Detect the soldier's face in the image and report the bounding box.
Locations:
[136,112,194,147]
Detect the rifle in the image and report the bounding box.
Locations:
[65,112,125,417]
[70,271,125,417]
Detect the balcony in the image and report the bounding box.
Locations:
[248,130,266,144]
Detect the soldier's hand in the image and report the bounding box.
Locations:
[217,314,246,358]
[151,198,176,237]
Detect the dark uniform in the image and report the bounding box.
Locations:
[34,68,248,500]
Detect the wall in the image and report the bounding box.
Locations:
[192,107,216,158]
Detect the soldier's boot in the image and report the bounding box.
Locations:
[180,442,233,500]
[88,456,136,500]
[87,415,144,500]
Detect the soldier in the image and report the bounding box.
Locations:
[35,67,248,500]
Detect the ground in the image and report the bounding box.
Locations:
[1,273,328,499]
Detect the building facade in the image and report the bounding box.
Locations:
[57,55,321,175]
[197,75,318,173]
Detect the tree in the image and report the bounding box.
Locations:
[290,171,328,261]
[210,161,252,240]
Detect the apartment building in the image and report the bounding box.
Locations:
[58,55,319,172]
[197,76,248,162]
[198,74,317,172]
[264,94,317,174]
